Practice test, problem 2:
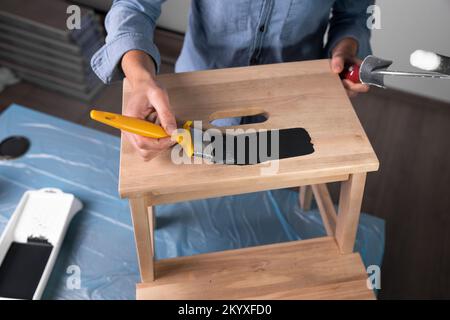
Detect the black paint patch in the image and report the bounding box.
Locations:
[0,240,53,299]
[0,136,30,159]
[214,128,314,165]
[278,128,315,159]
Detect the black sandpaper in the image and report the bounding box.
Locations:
[214,127,314,165]
[0,238,53,299]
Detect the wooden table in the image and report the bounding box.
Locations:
[119,60,379,300]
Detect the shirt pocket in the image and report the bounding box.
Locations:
[195,0,251,35]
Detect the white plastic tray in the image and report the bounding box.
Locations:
[0,188,82,299]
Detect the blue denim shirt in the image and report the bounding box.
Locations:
[91,0,373,84]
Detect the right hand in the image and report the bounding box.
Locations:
[122,50,177,161]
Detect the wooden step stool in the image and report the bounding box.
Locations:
[118,60,379,300]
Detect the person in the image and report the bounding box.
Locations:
[91,0,373,160]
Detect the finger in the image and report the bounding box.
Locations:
[124,132,152,161]
[148,88,177,134]
[124,99,154,119]
[342,79,354,90]
[346,89,358,98]
[124,132,174,158]
[133,134,175,151]
[352,57,363,66]
[332,38,358,59]
[342,79,370,93]
[136,148,154,162]
[331,38,359,74]
[330,54,345,74]
[128,135,159,161]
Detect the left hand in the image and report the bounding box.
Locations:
[330,38,370,98]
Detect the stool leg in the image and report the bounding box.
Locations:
[335,173,367,254]
[129,196,155,282]
[299,185,313,211]
[312,184,337,236]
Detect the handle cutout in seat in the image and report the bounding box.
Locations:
[209,108,268,127]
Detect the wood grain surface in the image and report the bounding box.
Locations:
[119,60,379,200]
[137,237,374,300]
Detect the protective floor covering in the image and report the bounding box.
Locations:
[0,105,384,299]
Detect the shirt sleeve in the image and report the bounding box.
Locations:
[325,0,375,59]
[91,0,166,84]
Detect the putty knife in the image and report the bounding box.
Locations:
[90,110,314,165]
[342,55,450,88]
[90,110,195,157]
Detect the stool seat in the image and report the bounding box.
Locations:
[118,60,378,201]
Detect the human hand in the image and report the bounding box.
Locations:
[122,51,177,161]
[330,38,370,98]
[123,81,177,161]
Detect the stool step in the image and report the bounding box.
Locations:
[137,237,374,300]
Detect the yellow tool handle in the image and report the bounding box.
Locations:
[90,110,169,139]
[90,109,195,157]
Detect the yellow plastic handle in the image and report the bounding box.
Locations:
[90,110,169,139]
[90,110,194,157]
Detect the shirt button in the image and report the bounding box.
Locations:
[259,25,265,32]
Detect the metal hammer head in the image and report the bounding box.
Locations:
[360,55,393,88]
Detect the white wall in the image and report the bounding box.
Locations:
[158,0,450,102]
[371,0,450,103]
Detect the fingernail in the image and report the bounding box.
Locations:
[166,125,177,134]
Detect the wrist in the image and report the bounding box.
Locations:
[122,50,158,89]
[127,67,156,90]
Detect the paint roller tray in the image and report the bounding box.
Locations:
[0,188,82,300]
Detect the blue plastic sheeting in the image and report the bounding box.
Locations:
[0,105,384,300]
